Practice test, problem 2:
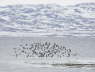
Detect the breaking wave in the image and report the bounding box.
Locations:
[0,3,95,37]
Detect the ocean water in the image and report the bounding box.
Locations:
[0,3,95,37]
[0,2,95,72]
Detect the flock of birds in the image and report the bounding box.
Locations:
[13,41,72,58]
